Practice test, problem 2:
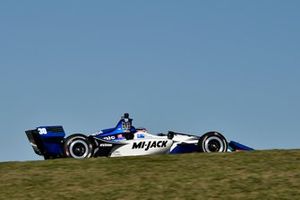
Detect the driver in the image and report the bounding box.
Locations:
[122,113,132,132]
[120,113,135,140]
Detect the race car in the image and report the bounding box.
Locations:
[25,113,253,160]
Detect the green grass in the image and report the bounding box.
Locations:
[1,150,300,200]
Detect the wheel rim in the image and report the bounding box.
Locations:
[69,140,89,158]
[207,139,221,152]
[204,136,224,152]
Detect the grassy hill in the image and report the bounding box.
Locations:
[1,150,300,200]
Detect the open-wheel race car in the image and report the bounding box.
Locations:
[25,113,253,159]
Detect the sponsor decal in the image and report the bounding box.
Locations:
[103,136,116,140]
[99,144,113,147]
[91,131,103,136]
[37,128,47,135]
[132,141,168,151]
[137,134,145,138]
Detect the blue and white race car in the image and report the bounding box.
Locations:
[25,113,253,160]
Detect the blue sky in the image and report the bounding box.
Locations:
[0,1,299,161]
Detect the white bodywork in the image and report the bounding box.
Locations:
[104,130,199,157]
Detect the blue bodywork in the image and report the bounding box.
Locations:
[97,118,136,138]
[229,141,254,151]
[170,144,199,154]
[169,141,254,154]
[37,126,65,156]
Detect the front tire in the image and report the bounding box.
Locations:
[64,134,93,159]
[198,132,228,153]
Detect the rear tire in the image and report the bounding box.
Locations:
[198,132,228,153]
[64,134,93,159]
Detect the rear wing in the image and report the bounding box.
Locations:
[25,126,66,159]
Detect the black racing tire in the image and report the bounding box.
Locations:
[64,134,93,159]
[44,155,51,160]
[198,132,228,153]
